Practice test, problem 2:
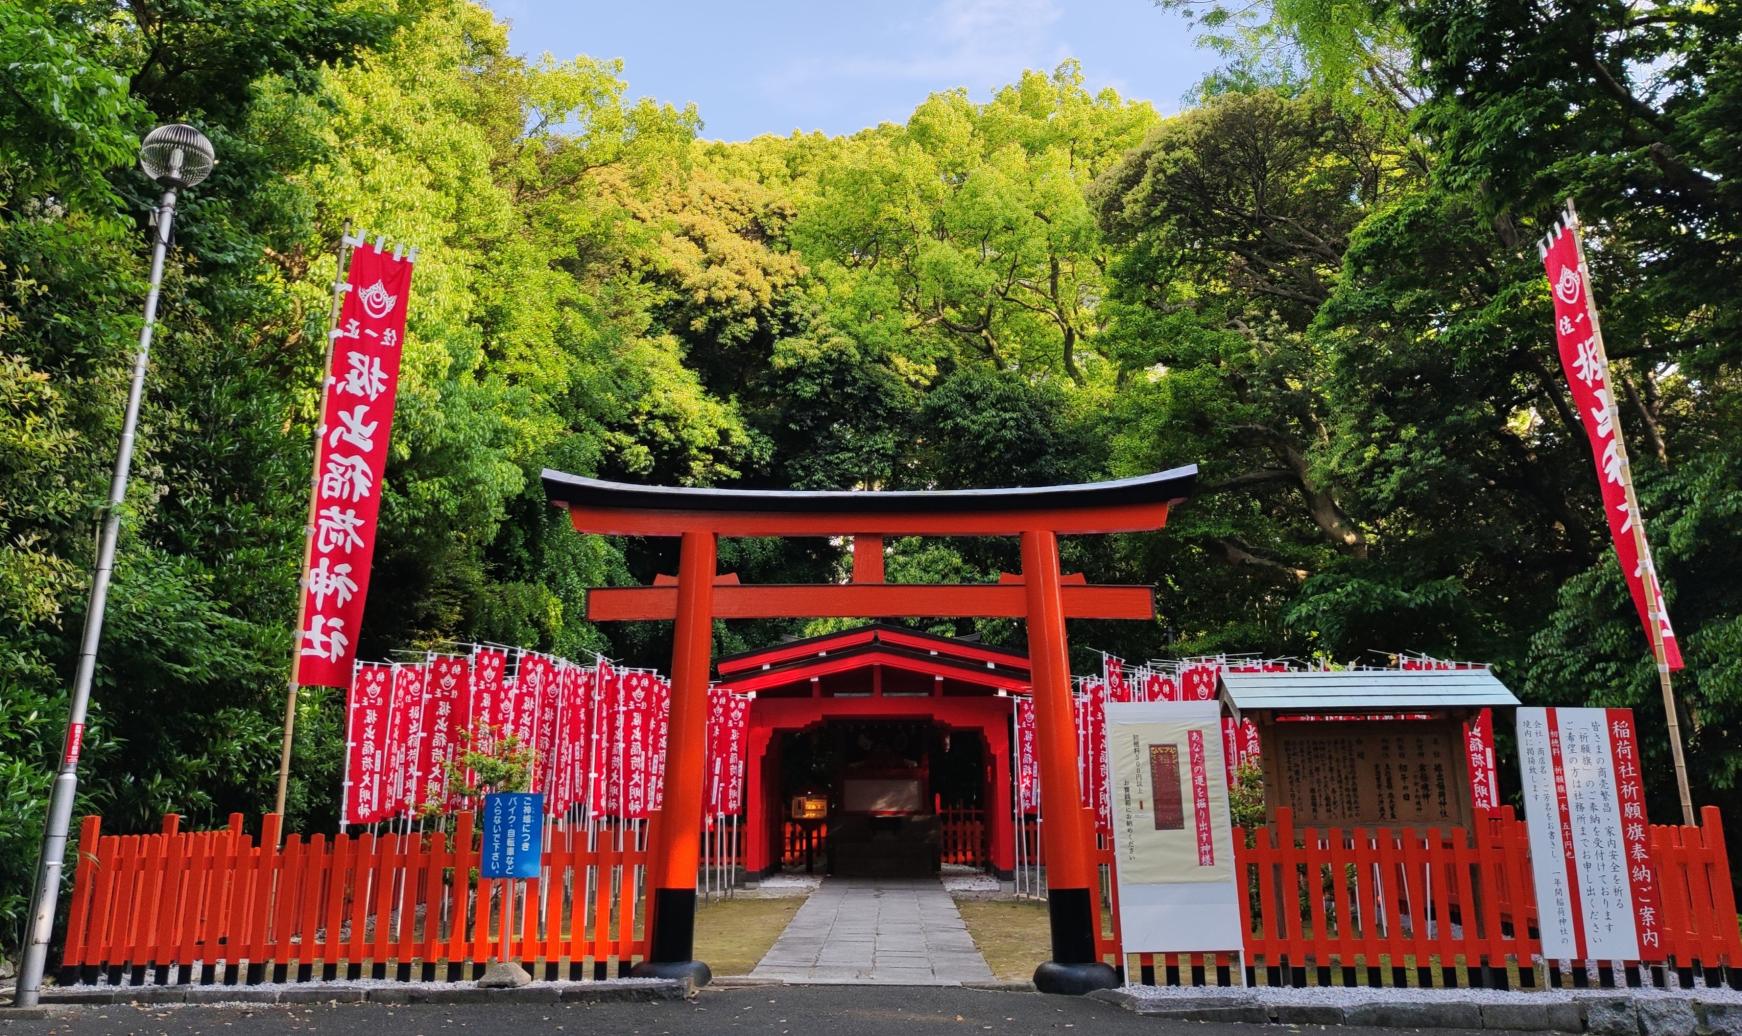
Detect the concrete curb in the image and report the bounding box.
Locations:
[1090,988,1742,1035]
[963,980,1037,992]
[35,979,687,1007]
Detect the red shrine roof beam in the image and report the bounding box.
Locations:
[715,622,1029,678]
[542,466,1198,622]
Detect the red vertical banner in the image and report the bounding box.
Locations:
[1606,708,1662,956]
[1143,671,1176,702]
[343,662,394,824]
[1467,708,1498,812]
[589,659,615,816]
[293,240,415,687]
[512,651,549,755]
[557,662,587,814]
[1181,661,1218,701]
[471,647,507,751]
[599,660,623,817]
[1087,679,1110,835]
[725,694,749,815]
[621,670,656,819]
[424,654,471,810]
[1541,213,1681,668]
[1016,696,1039,812]
[1187,730,1214,866]
[1220,717,1241,790]
[1105,657,1131,703]
[532,656,562,806]
[649,676,671,813]
[705,686,728,816]
[389,662,429,818]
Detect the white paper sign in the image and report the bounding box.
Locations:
[1104,700,1242,954]
[1517,707,1661,962]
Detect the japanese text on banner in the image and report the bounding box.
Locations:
[294,243,415,687]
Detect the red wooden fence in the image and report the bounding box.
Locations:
[60,813,648,986]
[59,805,1741,988]
[781,820,827,867]
[939,808,985,867]
[778,812,986,869]
[1099,806,1742,988]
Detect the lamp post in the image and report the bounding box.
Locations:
[14,124,215,1009]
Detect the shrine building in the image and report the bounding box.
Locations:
[717,623,1024,879]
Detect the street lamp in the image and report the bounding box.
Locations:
[14,124,215,1009]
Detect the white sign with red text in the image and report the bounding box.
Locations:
[1104,700,1241,954]
[1517,707,1663,962]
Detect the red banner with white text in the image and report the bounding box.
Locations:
[343,661,395,824]
[293,241,415,687]
[1541,215,1681,669]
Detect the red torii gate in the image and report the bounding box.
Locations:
[543,466,1198,994]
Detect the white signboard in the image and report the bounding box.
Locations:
[1516,707,1663,962]
[1104,700,1242,954]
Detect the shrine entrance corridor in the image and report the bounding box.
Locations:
[749,878,994,985]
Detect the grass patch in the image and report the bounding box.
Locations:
[693,896,806,976]
[956,899,1051,982]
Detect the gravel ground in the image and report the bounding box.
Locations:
[1120,979,1742,1006]
[941,874,1001,894]
[741,874,824,898]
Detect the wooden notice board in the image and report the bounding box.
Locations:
[1259,717,1474,829]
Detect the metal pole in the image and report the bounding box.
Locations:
[15,189,179,1009]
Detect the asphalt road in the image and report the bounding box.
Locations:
[0,984,1481,1035]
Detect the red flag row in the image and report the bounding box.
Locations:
[341,647,751,826]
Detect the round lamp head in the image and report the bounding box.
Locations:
[138,124,215,189]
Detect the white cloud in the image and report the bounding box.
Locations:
[760,0,1071,113]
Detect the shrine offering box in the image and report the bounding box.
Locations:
[1219,668,1519,831]
[790,794,828,820]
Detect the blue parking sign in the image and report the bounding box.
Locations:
[481,792,544,879]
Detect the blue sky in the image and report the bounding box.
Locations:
[486,0,1219,141]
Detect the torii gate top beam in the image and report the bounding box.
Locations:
[541,466,1198,538]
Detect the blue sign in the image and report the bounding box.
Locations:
[481,792,544,879]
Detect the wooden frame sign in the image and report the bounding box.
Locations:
[1259,715,1475,830]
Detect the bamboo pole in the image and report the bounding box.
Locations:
[1565,199,1696,825]
[276,223,358,818]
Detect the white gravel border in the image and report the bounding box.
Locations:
[1120,979,1742,1006]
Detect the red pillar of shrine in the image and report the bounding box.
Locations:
[631,530,716,986]
[743,725,776,875]
[1020,529,1118,994]
[984,718,1014,876]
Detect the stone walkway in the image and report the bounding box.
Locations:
[749,877,995,984]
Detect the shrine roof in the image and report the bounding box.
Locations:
[714,624,1031,698]
[716,622,1026,674]
[541,467,1197,514]
[1218,668,1519,719]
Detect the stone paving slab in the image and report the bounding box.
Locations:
[750,877,994,985]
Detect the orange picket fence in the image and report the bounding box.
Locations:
[781,820,827,868]
[1100,805,1742,989]
[939,808,986,867]
[58,804,1742,989]
[60,812,648,986]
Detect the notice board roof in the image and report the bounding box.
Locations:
[1218,668,1520,720]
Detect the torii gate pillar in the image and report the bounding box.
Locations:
[545,466,1197,993]
[636,530,717,986]
[1021,529,1119,992]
